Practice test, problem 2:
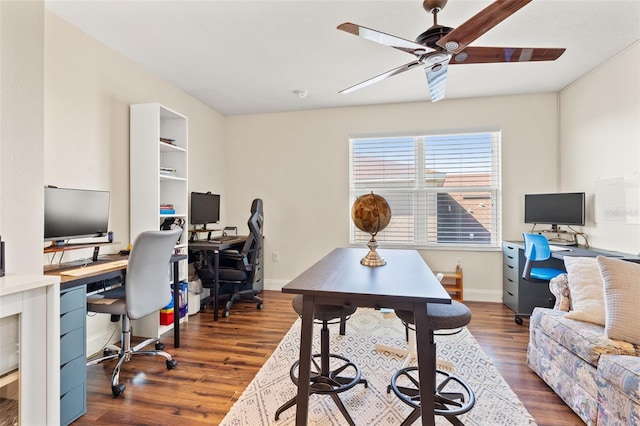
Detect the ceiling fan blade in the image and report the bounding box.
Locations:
[424,59,451,102]
[436,0,532,54]
[337,22,433,56]
[450,46,566,64]
[339,61,423,94]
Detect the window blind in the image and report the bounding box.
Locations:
[350,132,501,248]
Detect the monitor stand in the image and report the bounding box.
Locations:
[541,229,579,246]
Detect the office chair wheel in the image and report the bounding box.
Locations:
[515,316,524,325]
[112,384,126,397]
[222,309,230,318]
[103,348,116,357]
[155,342,165,351]
[257,302,264,310]
[166,359,178,370]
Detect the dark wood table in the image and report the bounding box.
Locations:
[282,247,451,426]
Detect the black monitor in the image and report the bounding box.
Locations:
[190,192,220,229]
[44,186,110,242]
[524,192,585,231]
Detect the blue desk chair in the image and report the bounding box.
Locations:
[515,233,565,325]
[522,233,565,281]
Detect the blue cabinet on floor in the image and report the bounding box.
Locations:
[59,286,87,425]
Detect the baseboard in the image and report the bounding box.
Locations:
[86,324,120,359]
[263,279,289,291]
[461,289,503,303]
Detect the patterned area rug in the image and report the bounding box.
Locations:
[220,308,536,425]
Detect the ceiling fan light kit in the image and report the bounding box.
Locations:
[337,0,565,102]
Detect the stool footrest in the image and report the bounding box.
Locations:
[391,367,475,417]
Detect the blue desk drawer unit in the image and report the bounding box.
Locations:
[60,286,87,426]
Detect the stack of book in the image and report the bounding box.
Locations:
[160,203,175,214]
[160,167,177,176]
[160,137,175,145]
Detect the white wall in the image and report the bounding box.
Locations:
[44,12,226,353]
[225,94,560,301]
[559,42,640,254]
[0,1,45,275]
[39,10,639,344]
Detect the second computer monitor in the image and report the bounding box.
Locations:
[190,192,220,229]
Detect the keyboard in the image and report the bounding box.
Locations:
[209,236,239,243]
[60,259,128,277]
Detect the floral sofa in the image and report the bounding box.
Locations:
[527,256,640,425]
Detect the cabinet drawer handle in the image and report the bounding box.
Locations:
[507,278,514,283]
[506,265,514,270]
[507,255,514,260]
[507,291,514,296]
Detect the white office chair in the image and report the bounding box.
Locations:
[86,229,181,397]
[375,273,454,371]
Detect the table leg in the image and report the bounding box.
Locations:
[414,301,436,426]
[173,261,181,348]
[295,295,315,426]
[213,249,219,321]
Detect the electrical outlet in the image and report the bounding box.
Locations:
[272,251,280,262]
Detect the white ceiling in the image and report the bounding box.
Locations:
[45,0,640,116]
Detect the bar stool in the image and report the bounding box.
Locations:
[390,301,475,426]
[275,295,368,425]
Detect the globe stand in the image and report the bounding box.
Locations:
[361,235,386,267]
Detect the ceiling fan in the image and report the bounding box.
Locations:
[337,0,565,102]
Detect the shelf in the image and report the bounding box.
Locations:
[160,141,186,153]
[159,174,187,182]
[44,241,116,254]
[0,370,19,387]
[438,266,463,301]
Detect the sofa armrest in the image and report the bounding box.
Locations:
[549,273,571,311]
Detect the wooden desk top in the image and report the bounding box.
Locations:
[283,248,451,306]
[44,253,187,289]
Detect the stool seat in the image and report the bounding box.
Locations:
[292,294,357,322]
[395,300,471,330]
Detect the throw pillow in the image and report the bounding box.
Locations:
[597,256,640,345]
[563,256,606,325]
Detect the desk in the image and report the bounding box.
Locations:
[282,248,451,426]
[502,241,640,320]
[47,254,187,346]
[188,236,246,321]
[45,254,187,425]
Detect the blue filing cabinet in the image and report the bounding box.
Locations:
[59,286,87,425]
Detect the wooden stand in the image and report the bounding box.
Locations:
[438,265,463,301]
[44,241,117,261]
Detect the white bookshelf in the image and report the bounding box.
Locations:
[130,103,189,338]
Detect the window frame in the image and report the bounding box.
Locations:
[349,131,502,249]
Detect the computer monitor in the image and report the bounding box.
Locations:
[524,192,585,231]
[44,186,110,242]
[190,192,220,229]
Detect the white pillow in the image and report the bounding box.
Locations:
[597,256,640,345]
[563,256,606,326]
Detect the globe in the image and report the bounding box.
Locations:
[351,193,392,235]
[351,192,392,266]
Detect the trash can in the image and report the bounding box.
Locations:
[188,278,202,316]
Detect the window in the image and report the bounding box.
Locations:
[349,132,501,248]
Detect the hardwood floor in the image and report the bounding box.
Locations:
[75,291,583,425]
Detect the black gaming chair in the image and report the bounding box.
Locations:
[199,199,264,317]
